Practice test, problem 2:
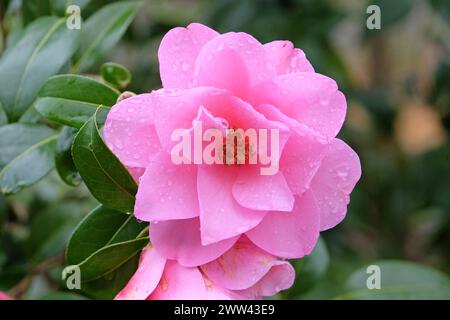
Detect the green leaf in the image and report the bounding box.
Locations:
[0,17,81,122]
[66,205,147,266]
[339,260,450,300]
[35,75,119,128]
[101,62,132,89]
[0,124,54,168]
[6,29,25,49]
[284,237,330,298]
[0,124,57,194]
[65,205,146,297]
[72,110,137,212]
[371,0,413,29]
[71,1,140,73]
[81,253,139,299]
[27,202,85,263]
[18,105,42,124]
[0,102,7,126]
[55,126,81,186]
[76,237,147,281]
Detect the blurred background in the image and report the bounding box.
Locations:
[1,0,449,299]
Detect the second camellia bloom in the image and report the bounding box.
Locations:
[116,237,294,300]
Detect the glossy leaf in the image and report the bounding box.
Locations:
[81,253,139,299]
[371,0,413,29]
[35,75,119,128]
[101,62,132,89]
[66,205,147,266]
[340,261,450,299]
[18,105,42,124]
[0,17,80,122]
[72,110,137,212]
[65,205,146,296]
[75,237,147,281]
[71,1,140,73]
[0,124,57,194]
[55,127,81,186]
[0,103,7,126]
[0,124,54,168]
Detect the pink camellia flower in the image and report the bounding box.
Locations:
[116,238,294,300]
[104,23,361,267]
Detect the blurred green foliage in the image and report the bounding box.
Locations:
[0,0,449,299]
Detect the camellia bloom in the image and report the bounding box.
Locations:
[116,238,294,300]
[104,23,361,273]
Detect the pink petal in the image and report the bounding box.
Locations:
[152,87,289,159]
[134,151,199,222]
[182,105,229,164]
[252,73,346,140]
[127,167,145,184]
[197,165,267,245]
[195,105,229,133]
[150,218,239,267]
[232,167,294,212]
[246,191,320,259]
[104,93,160,168]
[201,236,280,290]
[257,104,327,195]
[148,261,206,300]
[264,40,314,74]
[151,87,229,153]
[311,139,361,231]
[115,245,166,300]
[280,132,325,195]
[236,261,295,298]
[0,292,12,300]
[158,23,219,89]
[203,95,290,140]
[204,278,247,300]
[193,32,276,100]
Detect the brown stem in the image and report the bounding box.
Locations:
[8,253,65,299]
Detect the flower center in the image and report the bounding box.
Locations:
[221,128,255,165]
